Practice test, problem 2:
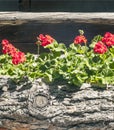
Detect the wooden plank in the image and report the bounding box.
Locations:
[0,12,114,24]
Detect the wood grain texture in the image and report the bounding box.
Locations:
[0,12,114,24]
[0,77,114,129]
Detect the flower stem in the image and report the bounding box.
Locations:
[37,44,40,55]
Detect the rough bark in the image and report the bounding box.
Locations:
[0,76,114,130]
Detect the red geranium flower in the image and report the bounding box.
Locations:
[2,39,17,55]
[4,43,17,55]
[94,41,108,54]
[12,51,26,65]
[102,32,114,47]
[1,39,26,65]
[37,34,54,46]
[1,39,9,46]
[74,35,87,44]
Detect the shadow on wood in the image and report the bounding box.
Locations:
[1,20,114,54]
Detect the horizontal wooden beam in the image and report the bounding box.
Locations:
[0,12,114,25]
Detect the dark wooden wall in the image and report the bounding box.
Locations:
[1,21,114,54]
[30,0,114,12]
[0,0,114,12]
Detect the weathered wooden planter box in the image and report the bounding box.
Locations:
[0,76,114,130]
[0,12,114,130]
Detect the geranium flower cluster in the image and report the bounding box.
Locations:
[73,35,87,45]
[94,32,114,54]
[94,41,108,54]
[1,30,114,86]
[36,34,54,46]
[1,39,26,65]
[71,32,114,54]
[102,32,114,47]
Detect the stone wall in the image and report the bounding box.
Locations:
[0,76,114,130]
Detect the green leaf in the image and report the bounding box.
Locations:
[55,43,67,52]
[44,72,53,82]
[91,35,102,43]
[44,41,58,50]
[90,35,102,48]
[109,62,114,70]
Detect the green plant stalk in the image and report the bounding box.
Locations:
[37,44,40,55]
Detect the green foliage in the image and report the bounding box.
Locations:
[0,35,114,88]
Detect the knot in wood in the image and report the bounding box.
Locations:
[33,95,48,108]
[28,92,49,110]
[28,92,50,119]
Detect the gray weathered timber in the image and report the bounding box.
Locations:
[1,12,114,24]
[0,76,114,129]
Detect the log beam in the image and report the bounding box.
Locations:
[0,12,114,25]
[0,77,114,129]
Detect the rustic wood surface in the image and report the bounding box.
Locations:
[0,12,114,24]
[0,77,114,130]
